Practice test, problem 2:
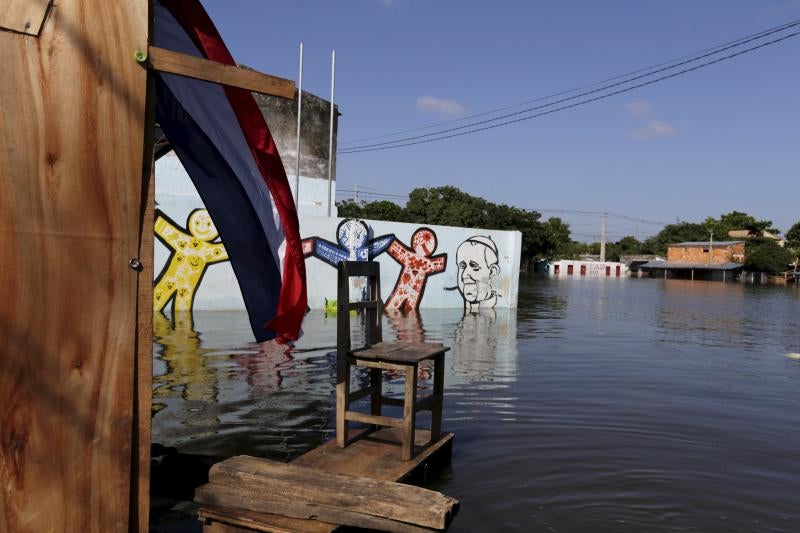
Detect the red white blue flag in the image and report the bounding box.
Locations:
[153,0,307,343]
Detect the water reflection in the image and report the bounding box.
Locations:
[153,277,800,533]
[451,309,518,384]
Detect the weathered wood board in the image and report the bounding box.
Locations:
[197,429,455,532]
[0,0,50,35]
[0,0,150,531]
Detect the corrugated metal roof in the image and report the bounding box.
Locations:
[671,241,744,247]
[640,261,744,270]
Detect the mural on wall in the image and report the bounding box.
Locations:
[302,218,394,266]
[450,235,500,312]
[153,208,229,313]
[385,228,447,313]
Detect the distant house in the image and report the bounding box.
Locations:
[639,241,745,282]
[727,229,785,247]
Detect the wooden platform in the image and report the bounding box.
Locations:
[197,428,454,532]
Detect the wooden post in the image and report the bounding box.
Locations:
[431,354,445,441]
[336,264,350,448]
[402,366,418,461]
[0,1,150,530]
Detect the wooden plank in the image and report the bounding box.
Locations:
[196,484,442,533]
[0,0,149,531]
[207,456,458,530]
[431,354,444,441]
[147,46,295,99]
[353,358,408,372]
[345,410,404,429]
[199,506,336,533]
[0,0,50,35]
[354,342,449,363]
[294,429,453,484]
[132,78,156,533]
[402,366,418,460]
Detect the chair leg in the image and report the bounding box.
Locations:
[431,354,444,442]
[369,367,382,432]
[402,365,418,461]
[336,362,350,448]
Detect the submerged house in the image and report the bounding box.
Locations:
[640,241,745,281]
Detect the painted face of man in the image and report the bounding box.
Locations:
[456,241,498,303]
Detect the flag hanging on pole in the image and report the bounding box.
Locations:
[153,0,307,343]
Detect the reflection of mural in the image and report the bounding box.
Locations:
[453,236,499,312]
[154,208,229,313]
[451,309,518,384]
[301,218,394,267]
[233,340,296,393]
[385,228,447,312]
[153,312,217,403]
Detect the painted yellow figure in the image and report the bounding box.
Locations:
[153,208,229,313]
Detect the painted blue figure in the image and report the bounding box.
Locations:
[302,219,394,267]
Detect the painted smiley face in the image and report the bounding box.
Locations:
[188,209,219,241]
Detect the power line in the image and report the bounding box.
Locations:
[339,27,800,154]
[338,18,800,147]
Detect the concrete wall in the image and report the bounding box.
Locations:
[548,260,629,277]
[667,243,744,264]
[154,156,522,317]
[301,216,522,311]
[253,89,337,182]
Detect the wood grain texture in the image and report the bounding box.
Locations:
[196,484,439,533]
[0,0,50,35]
[0,0,149,531]
[132,87,156,533]
[293,429,453,483]
[199,506,336,533]
[199,457,457,531]
[148,46,296,98]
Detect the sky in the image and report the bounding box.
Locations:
[200,1,800,241]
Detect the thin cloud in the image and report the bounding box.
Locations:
[625,100,653,120]
[416,96,466,116]
[631,120,677,140]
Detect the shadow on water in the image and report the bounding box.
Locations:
[152,275,800,532]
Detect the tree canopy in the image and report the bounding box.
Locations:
[338,192,788,271]
[336,186,571,262]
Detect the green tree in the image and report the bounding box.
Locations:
[337,186,575,264]
[786,222,800,252]
[642,222,709,256]
[744,238,792,274]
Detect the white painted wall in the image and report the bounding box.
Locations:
[548,260,629,277]
[155,154,521,312]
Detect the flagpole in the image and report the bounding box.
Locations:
[327,49,336,217]
[294,42,303,208]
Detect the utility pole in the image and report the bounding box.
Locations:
[327,49,336,217]
[293,42,303,208]
[709,231,713,264]
[600,211,607,262]
[354,184,359,204]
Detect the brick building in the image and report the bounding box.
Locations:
[640,241,745,282]
[667,241,745,264]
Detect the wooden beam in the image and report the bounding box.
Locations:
[147,46,295,99]
[0,0,50,35]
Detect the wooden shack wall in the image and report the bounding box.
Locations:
[0,1,150,531]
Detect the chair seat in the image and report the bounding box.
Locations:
[352,341,450,364]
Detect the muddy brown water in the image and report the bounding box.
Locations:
[152,276,800,532]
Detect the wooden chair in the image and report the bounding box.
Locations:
[336,261,449,460]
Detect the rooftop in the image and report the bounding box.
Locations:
[640,261,744,270]
[670,241,744,247]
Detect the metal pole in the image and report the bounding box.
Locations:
[294,42,304,207]
[599,211,607,263]
[327,49,336,217]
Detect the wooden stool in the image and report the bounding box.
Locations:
[336,261,449,460]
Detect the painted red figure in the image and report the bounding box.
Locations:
[385,228,447,312]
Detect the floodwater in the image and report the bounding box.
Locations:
[152,276,800,532]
